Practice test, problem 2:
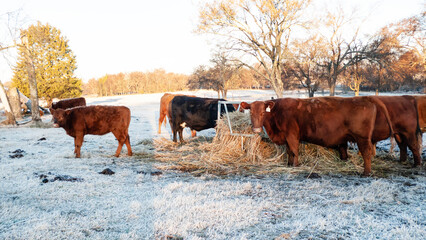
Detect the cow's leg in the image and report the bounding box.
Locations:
[286,150,296,166]
[338,143,349,161]
[372,143,377,157]
[172,130,178,142]
[286,139,300,167]
[357,138,374,176]
[191,130,197,138]
[74,133,84,158]
[125,134,133,156]
[178,127,184,143]
[74,139,77,154]
[396,141,408,163]
[112,131,126,157]
[406,135,422,167]
[158,111,165,134]
[170,119,178,142]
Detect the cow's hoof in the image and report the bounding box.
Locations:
[412,163,422,168]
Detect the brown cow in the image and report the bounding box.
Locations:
[241,97,395,176]
[158,93,196,137]
[51,97,86,110]
[50,105,132,158]
[414,95,426,132]
[338,96,421,167]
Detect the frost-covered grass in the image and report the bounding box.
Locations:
[0,89,425,239]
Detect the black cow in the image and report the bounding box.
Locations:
[168,96,236,142]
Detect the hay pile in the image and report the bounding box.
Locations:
[152,112,420,177]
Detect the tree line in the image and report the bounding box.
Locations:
[82,69,188,96]
[84,52,271,98]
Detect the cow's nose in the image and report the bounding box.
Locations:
[252,127,262,133]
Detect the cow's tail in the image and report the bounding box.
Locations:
[410,96,422,153]
[369,97,401,143]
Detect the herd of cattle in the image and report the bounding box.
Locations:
[48,93,425,176]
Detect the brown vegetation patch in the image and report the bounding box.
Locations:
[152,112,421,177]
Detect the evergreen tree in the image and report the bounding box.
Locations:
[11,22,82,103]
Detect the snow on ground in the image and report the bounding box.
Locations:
[0,90,425,239]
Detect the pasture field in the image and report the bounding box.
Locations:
[0,90,425,239]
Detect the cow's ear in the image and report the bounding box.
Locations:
[240,102,250,110]
[265,101,275,112]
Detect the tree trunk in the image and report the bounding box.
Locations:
[328,75,337,96]
[271,70,284,98]
[7,87,23,120]
[0,82,17,125]
[23,42,42,125]
[376,65,382,95]
[329,84,336,96]
[308,88,314,97]
[27,62,41,124]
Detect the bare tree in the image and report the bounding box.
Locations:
[0,9,25,125]
[197,0,312,98]
[316,8,389,96]
[209,51,240,98]
[289,35,323,97]
[187,65,214,91]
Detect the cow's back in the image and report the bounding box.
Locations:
[271,97,377,147]
[161,93,196,117]
[52,97,86,109]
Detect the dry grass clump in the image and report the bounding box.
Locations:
[152,112,421,177]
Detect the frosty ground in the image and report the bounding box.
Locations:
[0,90,425,239]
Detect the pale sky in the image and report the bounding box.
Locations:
[0,0,424,83]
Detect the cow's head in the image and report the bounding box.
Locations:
[49,108,67,128]
[240,101,275,133]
